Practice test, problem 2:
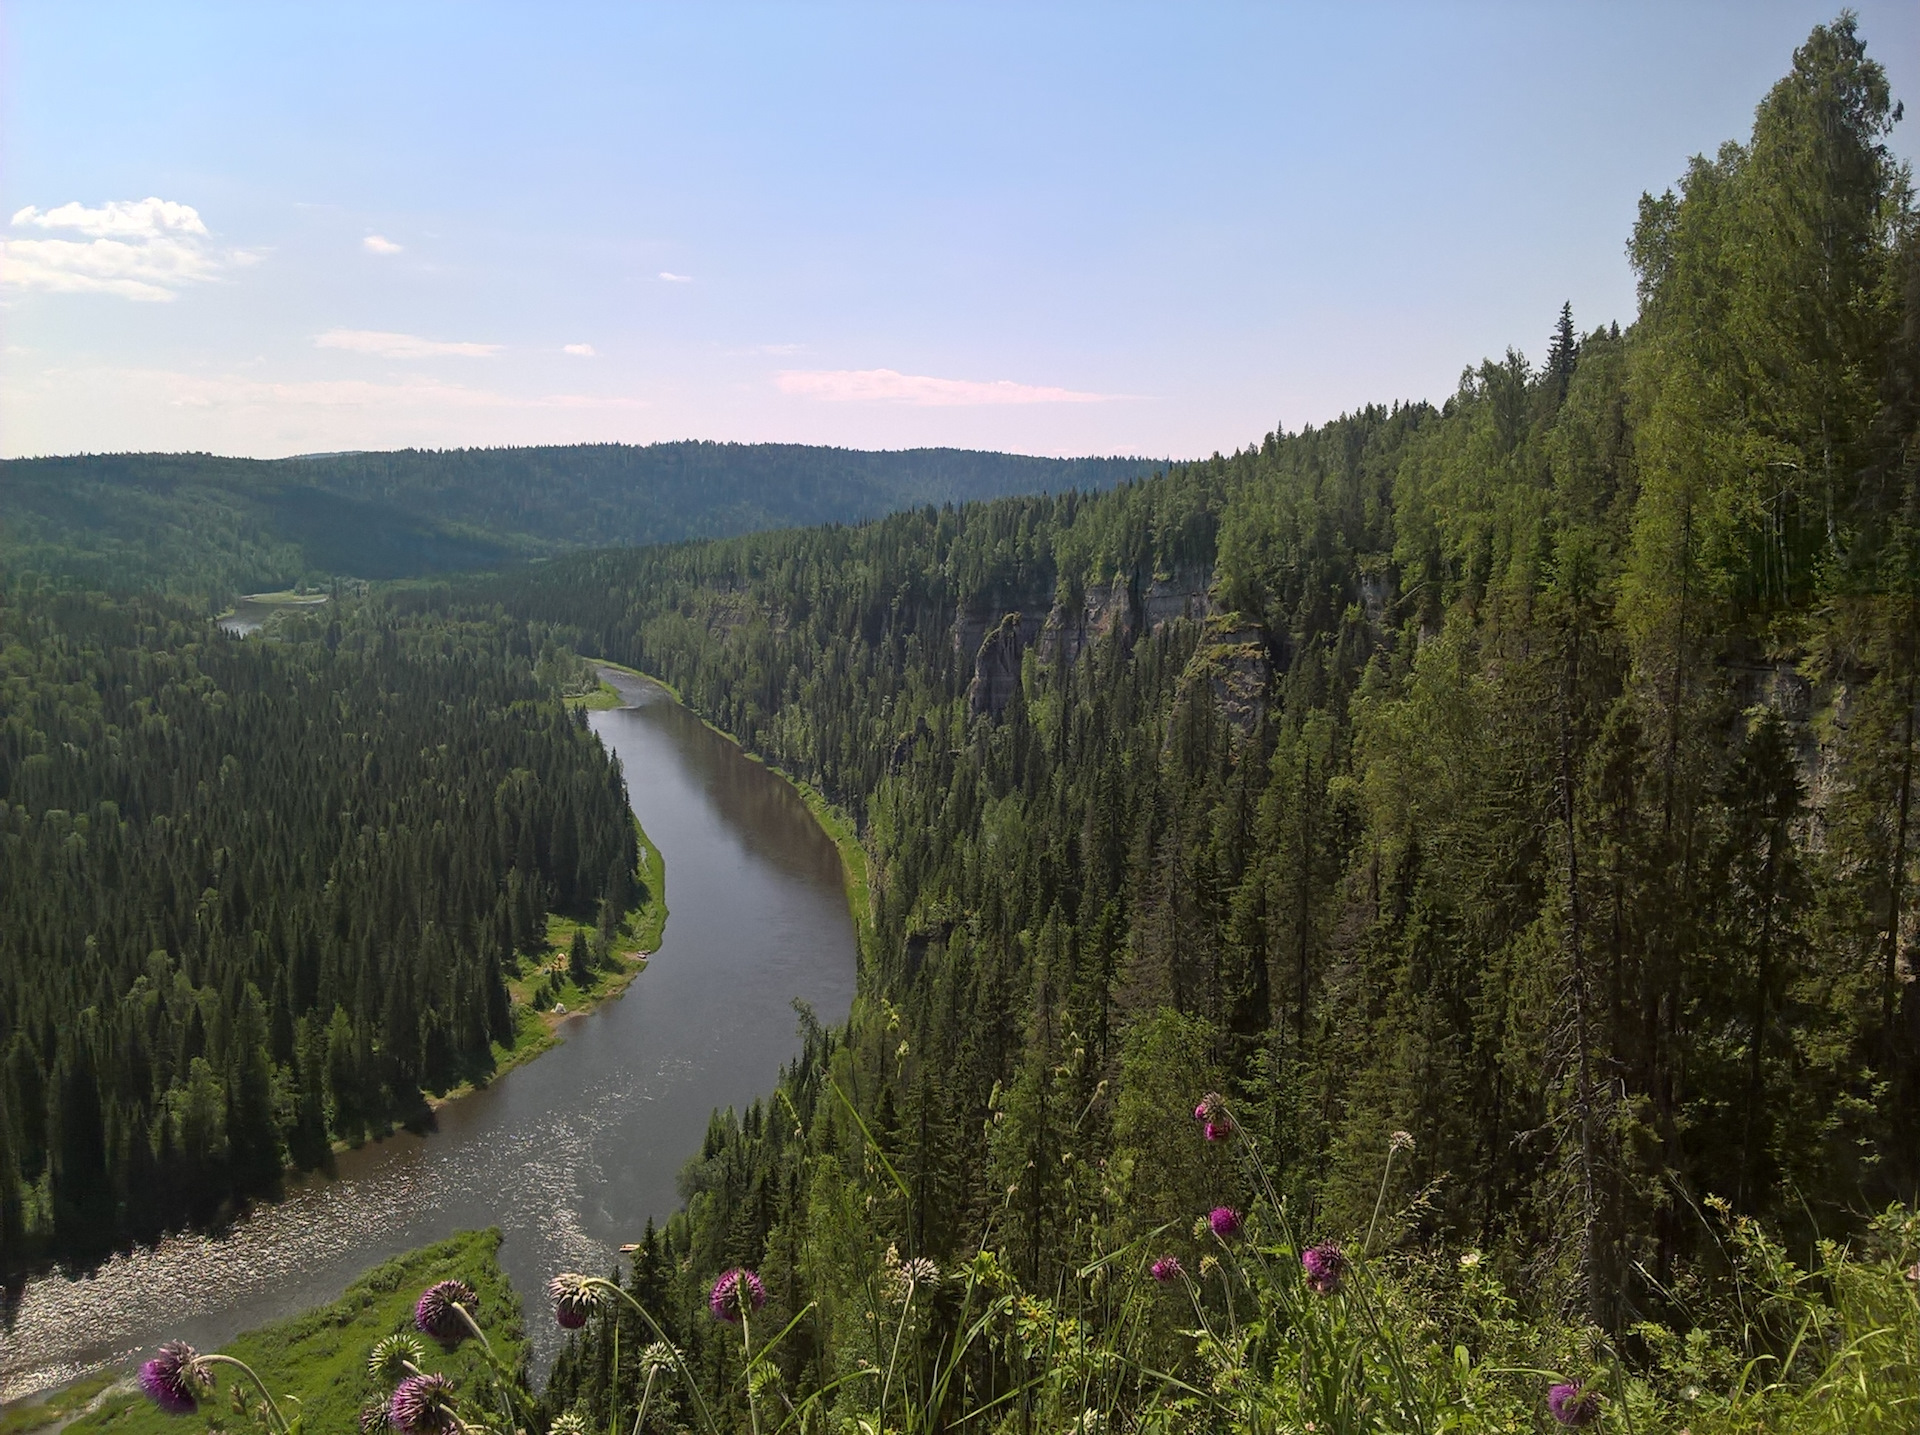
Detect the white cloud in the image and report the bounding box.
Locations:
[658,271,693,283]
[563,343,596,356]
[775,367,1114,407]
[363,234,403,254]
[1,196,228,301]
[316,328,502,358]
[10,198,209,239]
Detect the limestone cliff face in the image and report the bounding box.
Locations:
[1169,617,1274,743]
[967,613,1028,718]
[957,562,1230,718]
[1039,575,1134,664]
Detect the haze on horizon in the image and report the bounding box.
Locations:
[3,1,1916,463]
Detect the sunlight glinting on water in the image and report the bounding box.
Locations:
[0,674,857,1405]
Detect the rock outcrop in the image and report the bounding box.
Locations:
[967,613,1028,718]
[1171,617,1274,742]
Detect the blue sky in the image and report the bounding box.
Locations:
[3,2,1916,460]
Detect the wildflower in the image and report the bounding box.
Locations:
[1547,1382,1599,1427]
[639,1341,681,1374]
[359,1404,397,1435]
[549,1414,591,1435]
[1389,1130,1415,1153]
[1198,1255,1220,1278]
[1208,1206,1242,1240]
[1458,1249,1483,1269]
[709,1267,767,1323]
[1907,1261,1920,1286]
[548,1273,600,1330]
[412,1279,477,1344]
[389,1373,459,1435]
[899,1256,940,1290]
[1194,1092,1234,1141]
[368,1334,428,1385]
[1301,1243,1346,1294]
[1149,1255,1183,1284]
[139,1342,208,1416]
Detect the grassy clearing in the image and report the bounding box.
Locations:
[563,678,623,710]
[66,1230,522,1435]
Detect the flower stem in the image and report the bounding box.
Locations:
[629,1366,658,1435]
[1364,1144,1402,1255]
[452,1301,521,1435]
[739,1301,762,1435]
[584,1278,722,1435]
[200,1355,292,1435]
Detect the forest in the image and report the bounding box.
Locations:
[0,588,640,1269]
[5,13,1917,1433]
[0,444,1153,598]
[442,18,1916,1429]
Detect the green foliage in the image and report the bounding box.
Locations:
[487,17,1920,1430]
[0,587,639,1268]
[69,1230,525,1435]
[0,444,1154,597]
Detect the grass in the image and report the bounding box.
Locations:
[564,678,623,710]
[65,1230,523,1435]
[790,780,874,953]
[0,1374,119,1435]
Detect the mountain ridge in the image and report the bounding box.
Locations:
[0,441,1160,596]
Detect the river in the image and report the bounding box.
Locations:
[0,669,859,1403]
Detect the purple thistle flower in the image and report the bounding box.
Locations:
[708,1268,767,1323]
[413,1279,477,1344]
[139,1341,206,1416]
[389,1373,459,1435]
[1547,1382,1599,1427]
[1207,1206,1242,1240]
[1301,1243,1346,1294]
[1193,1092,1234,1140]
[1149,1255,1183,1284]
[548,1273,599,1330]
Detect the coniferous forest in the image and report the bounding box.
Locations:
[0,589,638,1268]
[0,444,1153,597]
[465,19,1916,1429]
[7,15,1920,1434]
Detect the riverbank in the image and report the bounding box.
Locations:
[590,660,875,953]
[57,1231,522,1435]
[425,817,667,1112]
[1,666,857,1414]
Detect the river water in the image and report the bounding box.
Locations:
[0,670,858,1403]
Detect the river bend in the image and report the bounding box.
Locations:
[0,671,858,1402]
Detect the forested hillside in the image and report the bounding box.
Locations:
[0,589,639,1269]
[0,444,1153,597]
[460,19,1919,1428]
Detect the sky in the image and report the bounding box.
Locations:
[2,2,1916,462]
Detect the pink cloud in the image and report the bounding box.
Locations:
[775,367,1112,407]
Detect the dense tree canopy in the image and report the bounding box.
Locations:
[476,17,1920,1424]
[0,589,638,1267]
[0,444,1154,597]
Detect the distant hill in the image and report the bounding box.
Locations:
[0,442,1158,595]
